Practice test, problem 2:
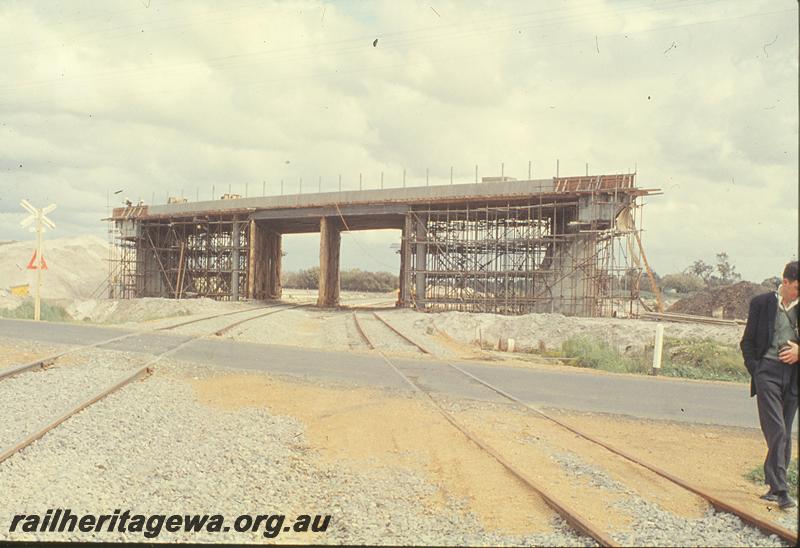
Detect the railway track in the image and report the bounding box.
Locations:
[0,302,306,467]
[352,311,428,355]
[352,312,798,546]
[0,302,311,382]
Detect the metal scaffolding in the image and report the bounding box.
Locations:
[402,175,647,317]
[108,211,249,300]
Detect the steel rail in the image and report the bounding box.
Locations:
[347,299,398,311]
[0,365,152,465]
[0,303,285,382]
[213,303,307,336]
[0,303,305,466]
[354,314,616,547]
[445,360,799,545]
[374,313,798,545]
[369,311,429,354]
[351,312,374,350]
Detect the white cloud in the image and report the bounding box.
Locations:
[0,0,796,283]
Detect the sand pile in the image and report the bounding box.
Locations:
[667,282,771,320]
[65,297,254,324]
[0,235,109,302]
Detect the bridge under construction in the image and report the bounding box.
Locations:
[107,173,659,317]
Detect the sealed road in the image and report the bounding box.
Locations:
[1,318,777,430]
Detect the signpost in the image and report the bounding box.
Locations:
[20,200,56,321]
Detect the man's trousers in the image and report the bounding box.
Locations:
[755,357,799,494]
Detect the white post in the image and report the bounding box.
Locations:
[20,200,56,321]
[35,214,42,321]
[652,324,664,375]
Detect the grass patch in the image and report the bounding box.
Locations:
[661,337,749,382]
[0,300,72,322]
[559,335,748,382]
[560,336,649,374]
[745,459,798,488]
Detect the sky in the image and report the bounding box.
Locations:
[0,0,797,282]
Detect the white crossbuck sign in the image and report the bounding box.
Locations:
[19,199,57,320]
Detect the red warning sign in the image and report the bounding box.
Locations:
[26,251,48,270]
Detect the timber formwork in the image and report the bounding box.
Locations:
[107,173,655,317]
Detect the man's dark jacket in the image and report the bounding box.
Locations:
[740,291,797,397]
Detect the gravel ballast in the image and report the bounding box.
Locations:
[549,450,793,547]
[0,360,593,545]
[0,349,146,449]
[0,328,794,546]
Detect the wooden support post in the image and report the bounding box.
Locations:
[317,217,341,307]
[265,230,282,299]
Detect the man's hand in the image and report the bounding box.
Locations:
[778,340,799,364]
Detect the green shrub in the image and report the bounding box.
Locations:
[746,459,798,487]
[561,336,644,374]
[0,300,72,322]
[282,267,320,290]
[661,272,706,293]
[661,338,748,382]
[340,269,398,292]
[282,268,398,292]
[559,335,747,382]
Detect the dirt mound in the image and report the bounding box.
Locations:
[667,282,772,320]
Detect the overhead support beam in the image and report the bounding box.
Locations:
[317,217,341,307]
[250,203,408,221]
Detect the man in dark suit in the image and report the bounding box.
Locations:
[741,261,799,509]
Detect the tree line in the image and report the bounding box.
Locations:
[282,268,398,292]
[657,252,776,294]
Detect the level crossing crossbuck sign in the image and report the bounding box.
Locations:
[19,199,57,321]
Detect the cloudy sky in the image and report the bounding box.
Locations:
[0,0,797,282]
